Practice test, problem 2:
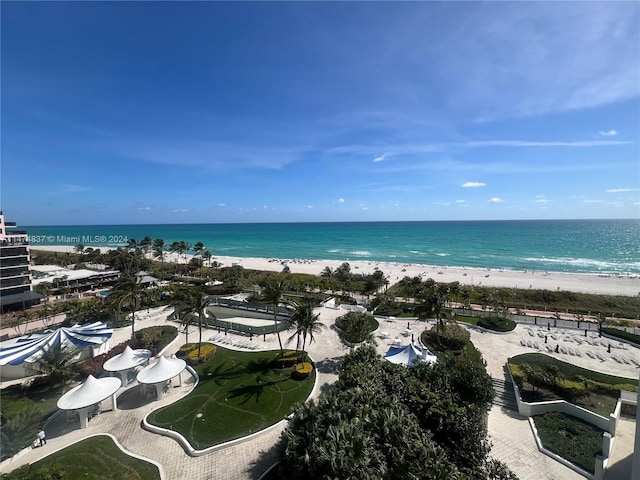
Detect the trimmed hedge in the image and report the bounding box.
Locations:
[601,327,640,347]
[477,317,516,332]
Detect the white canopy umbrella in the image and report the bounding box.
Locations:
[136,356,186,400]
[103,346,152,386]
[57,375,121,428]
[384,343,437,367]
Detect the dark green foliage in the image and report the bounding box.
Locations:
[0,464,66,480]
[477,317,516,332]
[601,327,640,346]
[276,344,513,480]
[533,412,603,474]
[424,323,470,351]
[335,312,378,344]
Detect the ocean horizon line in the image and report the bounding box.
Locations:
[21,218,638,228]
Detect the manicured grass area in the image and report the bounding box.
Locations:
[509,353,637,416]
[601,327,640,347]
[5,435,160,479]
[0,383,65,461]
[146,346,315,449]
[533,412,603,474]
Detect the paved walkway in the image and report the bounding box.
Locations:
[1,306,637,479]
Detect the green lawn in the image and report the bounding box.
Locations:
[533,412,603,474]
[4,435,160,480]
[146,346,315,449]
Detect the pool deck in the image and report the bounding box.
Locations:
[1,305,637,480]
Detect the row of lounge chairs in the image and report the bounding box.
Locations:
[208,334,263,350]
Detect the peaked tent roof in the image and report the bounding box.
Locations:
[384,343,437,366]
[103,345,152,372]
[0,322,113,366]
[137,356,186,384]
[57,374,121,410]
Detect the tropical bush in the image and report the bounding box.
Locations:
[272,350,298,368]
[274,345,513,480]
[424,322,470,351]
[335,312,378,344]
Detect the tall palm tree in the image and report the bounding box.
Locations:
[261,275,288,356]
[167,285,212,358]
[140,236,153,257]
[178,241,191,263]
[108,274,149,339]
[288,302,325,363]
[153,238,166,269]
[415,280,456,345]
[202,250,212,267]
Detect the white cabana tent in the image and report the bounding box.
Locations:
[384,343,437,367]
[136,356,186,400]
[57,374,121,428]
[0,322,112,366]
[103,346,152,386]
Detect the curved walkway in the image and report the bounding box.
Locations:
[1,307,637,479]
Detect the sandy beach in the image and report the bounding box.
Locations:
[32,246,640,296]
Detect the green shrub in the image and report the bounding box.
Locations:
[272,350,298,368]
[186,344,216,365]
[335,312,378,344]
[477,317,516,332]
[429,323,470,351]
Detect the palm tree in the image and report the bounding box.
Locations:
[288,302,325,363]
[107,274,149,339]
[167,285,212,358]
[74,243,85,254]
[193,241,205,257]
[140,236,153,257]
[202,250,212,267]
[261,275,288,356]
[415,280,456,345]
[152,238,166,267]
[28,343,82,389]
[178,241,191,263]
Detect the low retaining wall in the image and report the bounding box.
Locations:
[507,357,623,480]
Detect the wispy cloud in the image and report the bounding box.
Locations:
[489,197,504,203]
[462,181,486,188]
[606,188,638,193]
[373,152,394,162]
[598,130,618,137]
[46,184,92,195]
[338,198,345,203]
[169,208,188,213]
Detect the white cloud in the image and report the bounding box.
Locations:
[455,199,465,203]
[373,152,394,162]
[606,188,638,193]
[583,199,604,204]
[535,198,550,204]
[462,182,486,188]
[169,208,188,213]
[307,205,314,209]
[489,197,504,203]
[137,206,152,211]
[433,201,450,206]
[598,130,618,137]
[338,198,345,203]
[218,203,227,207]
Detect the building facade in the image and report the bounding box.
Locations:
[0,212,42,313]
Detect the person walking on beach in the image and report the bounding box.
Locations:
[37,428,46,446]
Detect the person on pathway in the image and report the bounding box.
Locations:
[37,429,46,446]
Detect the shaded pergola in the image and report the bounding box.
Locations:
[384,343,437,367]
[103,345,152,386]
[57,374,121,428]
[136,356,186,400]
[0,322,112,366]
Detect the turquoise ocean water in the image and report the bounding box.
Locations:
[22,220,640,275]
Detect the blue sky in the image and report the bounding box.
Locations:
[2,1,639,225]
